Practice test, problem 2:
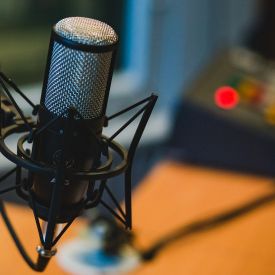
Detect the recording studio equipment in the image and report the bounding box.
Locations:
[0,17,157,272]
[170,47,275,176]
[32,17,118,221]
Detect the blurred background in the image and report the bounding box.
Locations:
[2,0,275,210]
[2,0,275,273]
[0,0,268,179]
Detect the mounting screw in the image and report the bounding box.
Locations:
[103,116,108,127]
[32,105,40,116]
[36,246,57,258]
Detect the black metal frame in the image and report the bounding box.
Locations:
[0,71,157,272]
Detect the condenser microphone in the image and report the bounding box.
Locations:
[0,16,156,271]
[31,17,118,223]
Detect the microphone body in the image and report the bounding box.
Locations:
[30,17,118,221]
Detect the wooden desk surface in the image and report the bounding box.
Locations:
[1,162,275,274]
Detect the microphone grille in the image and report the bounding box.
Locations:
[43,17,118,119]
[54,17,118,46]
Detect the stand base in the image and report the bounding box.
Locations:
[57,239,140,275]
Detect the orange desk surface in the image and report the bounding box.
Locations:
[1,162,275,275]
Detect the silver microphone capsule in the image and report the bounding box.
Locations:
[42,17,118,119]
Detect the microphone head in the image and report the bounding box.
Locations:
[43,17,118,119]
[54,17,118,46]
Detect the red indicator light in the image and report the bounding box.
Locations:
[215,86,239,110]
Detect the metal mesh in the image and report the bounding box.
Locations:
[54,17,118,46]
[44,17,117,119]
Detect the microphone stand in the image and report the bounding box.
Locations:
[0,200,52,272]
[0,71,157,272]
